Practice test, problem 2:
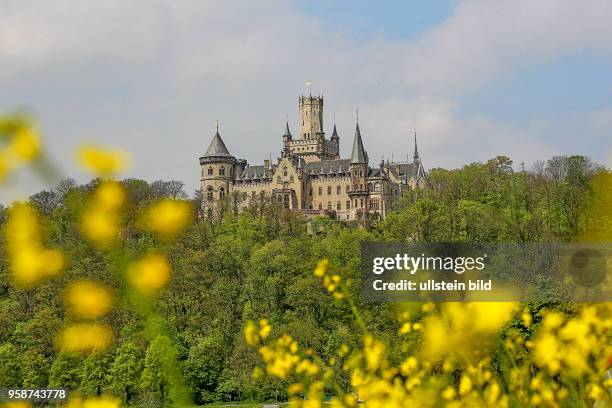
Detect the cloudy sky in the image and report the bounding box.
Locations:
[1,0,611,200]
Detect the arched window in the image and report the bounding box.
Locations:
[206,186,213,201]
[208,167,213,176]
[284,195,290,208]
[283,167,288,177]
[219,187,225,199]
[219,167,225,176]
[318,202,322,210]
[374,182,381,192]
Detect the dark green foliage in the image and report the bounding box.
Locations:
[0,157,603,404]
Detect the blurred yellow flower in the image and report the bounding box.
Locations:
[78,145,128,176]
[9,126,40,162]
[65,281,113,319]
[459,375,472,395]
[81,208,120,247]
[313,259,328,277]
[63,394,120,408]
[80,181,125,248]
[0,150,8,184]
[259,319,272,339]
[58,323,113,353]
[128,253,171,294]
[4,203,64,287]
[141,199,193,239]
[245,320,260,346]
[94,180,126,210]
[2,402,32,408]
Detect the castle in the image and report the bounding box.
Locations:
[199,92,428,220]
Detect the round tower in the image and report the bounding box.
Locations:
[199,127,236,211]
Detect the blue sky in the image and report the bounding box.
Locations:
[1,0,611,200]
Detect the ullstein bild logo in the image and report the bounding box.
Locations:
[360,242,612,302]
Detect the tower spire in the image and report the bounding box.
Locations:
[413,131,420,162]
[350,114,368,164]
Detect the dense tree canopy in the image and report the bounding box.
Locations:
[0,155,606,406]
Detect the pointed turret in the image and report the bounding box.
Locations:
[413,131,420,163]
[204,127,232,158]
[350,122,368,164]
[284,121,292,138]
[331,124,339,140]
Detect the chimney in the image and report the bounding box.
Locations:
[264,159,270,169]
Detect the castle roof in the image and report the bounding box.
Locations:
[331,124,339,139]
[304,159,351,175]
[350,123,368,164]
[240,165,271,180]
[388,162,421,179]
[204,130,233,158]
[284,121,292,137]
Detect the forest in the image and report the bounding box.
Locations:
[0,153,610,407]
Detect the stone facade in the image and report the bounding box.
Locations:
[199,92,428,220]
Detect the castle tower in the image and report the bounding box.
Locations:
[348,117,369,220]
[331,123,340,156]
[199,125,236,213]
[299,94,323,139]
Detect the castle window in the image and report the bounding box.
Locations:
[346,200,350,209]
[309,188,313,196]
[219,167,225,176]
[360,170,363,177]
[318,203,322,210]
[318,187,322,195]
[283,167,288,177]
[346,185,350,193]
[206,186,213,201]
[337,201,341,210]
[208,167,213,176]
[284,195,290,208]
[277,176,281,182]
[337,186,341,194]
[327,201,332,210]
[374,182,381,192]
[219,187,225,199]
[368,183,372,191]
[327,186,331,195]
[290,175,294,182]
[360,199,364,208]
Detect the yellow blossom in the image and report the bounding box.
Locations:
[4,203,64,287]
[141,199,193,239]
[459,375,472,395]
[442,386,456,400]
[0,149,9,183]
[2,402,32,408]
[314,259,329,277]
[128,253,171,294]
[78,145,128,176]
[63,394,120,408]
[65,281,113,319]
[58,323,113,353]
[81,208,120,247]
[94,181,126,210]
[259,319,272,339]
[244,321,260,346]
[9,126,40,162]
[81,181,125,248]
